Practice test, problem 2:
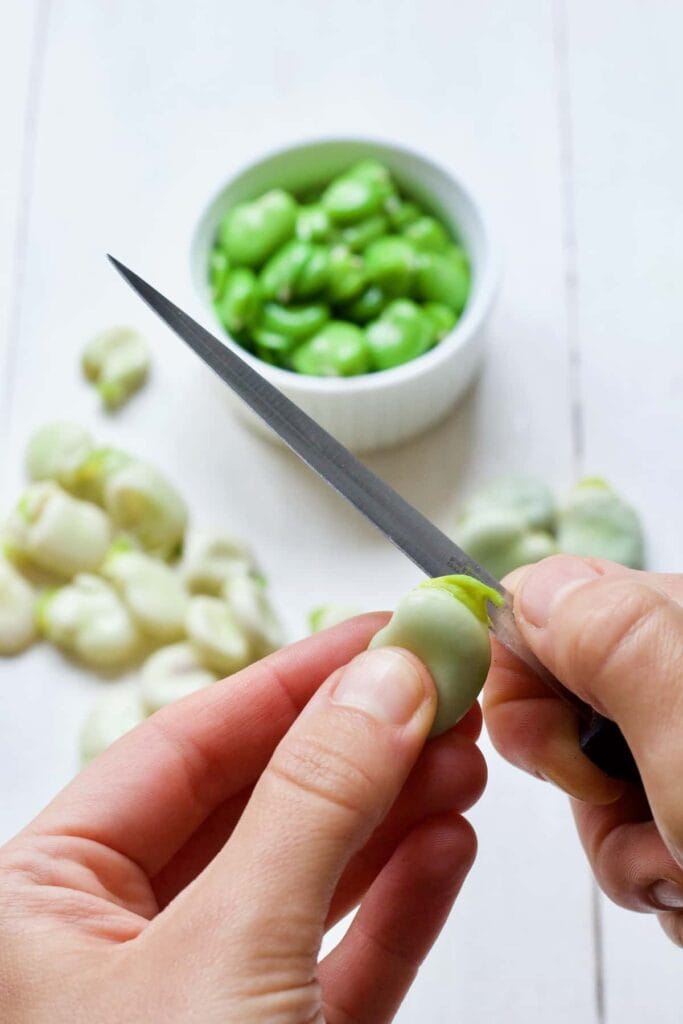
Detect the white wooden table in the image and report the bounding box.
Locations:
[1,1,681,1019]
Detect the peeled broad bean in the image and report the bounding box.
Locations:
[38,574,141,669]
[79,688,147,765]
[403,216,450,252]
[185,595,251,675]
[68,447,132,504]
[365,300,434,371]
[260,302,329,342]
[223,574,283,659]
[386,199,420,231]
[102,547,188,642]
[346,159,396,204]
[0,556,36,655]
[345,285,386,323]
[209,248,230,299]
[326,246,366,303]
[340,214,389,253]
[415,247,470,313]
[260,241,313,302]
[309,604,360,632]
[296,205,332,243]
[364,237,417,296]
[102,459,187,559]
[25,422,94,488]
[5,482,111,578]
[219,189,297,267]
[370,575,501,736]
[557,479,645,569]
[423,302,457,340]
[215,268,261,334]
[183,533,260,596]
[139,643,217,714]
[322,175,384,224]
[456,508,557,581]
[291,322,370,377]
[82,327,150,410]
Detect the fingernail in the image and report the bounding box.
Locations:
[332,649,426,725]
[650,880,683,911]
[519,557,599,628]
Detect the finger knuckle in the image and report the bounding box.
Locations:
[268,734,377,822]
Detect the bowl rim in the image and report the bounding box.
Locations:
[190,134,499,395]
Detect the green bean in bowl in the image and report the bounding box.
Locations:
[208,160,471,377]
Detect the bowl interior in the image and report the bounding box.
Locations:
[190,138,493,387]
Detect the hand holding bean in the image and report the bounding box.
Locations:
[0,617,485,1023]
[484,554,683,946]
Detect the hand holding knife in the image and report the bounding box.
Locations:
[108,255,640,785]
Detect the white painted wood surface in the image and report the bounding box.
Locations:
[0,1,680,1019]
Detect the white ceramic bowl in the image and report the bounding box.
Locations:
[190,138,497,452]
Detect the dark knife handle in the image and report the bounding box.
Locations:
[579,711,641,786]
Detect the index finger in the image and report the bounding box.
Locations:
[25,613,389,876]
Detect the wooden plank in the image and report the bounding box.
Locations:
[0,0,43,444]
[0,2,597,1021]
[563,0,683,1017]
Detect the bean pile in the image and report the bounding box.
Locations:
[209,160,470,376]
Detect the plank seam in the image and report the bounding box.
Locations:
[0,0,52,471]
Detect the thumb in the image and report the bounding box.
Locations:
[515,555,683,862]
[157,646,436,966]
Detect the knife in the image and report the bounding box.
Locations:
[108,255,639,786]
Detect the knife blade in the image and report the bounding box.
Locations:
[108,255,639,785]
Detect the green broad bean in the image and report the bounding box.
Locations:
[185,595,251,675]
[415,246,470,313]
[260,240,312,302]
[79,688,147,765]
[296,205,332,243]
[214,268,261,334]
[346,159,396,204]
[291,322,370,377]
[403,215,450,252]
[386,198,420,230]
[5,482,112,578]
[326,246,366,303]
[321,175,384,224]
[364,237,417,296]
[139,643,217,715]
[102,548,188,642]
[340,214,389,253]
[381,299,437,353]
[0,555,36,655]
[309,604,361,632]
[296,245,331,298]
[252,327,292,353]
[25,422,93,488]
[209,248,230,299]
[365,300,434,371]
[38,573,141,670]
[82,327,150,411]
[344,285,387,323]
[260,301,329,342]
[369,575,501,736]
[557,479,645,569]
[456,508,557,581]
[423,302,457,340]
[219,189,297,267]
[462,477,556,533]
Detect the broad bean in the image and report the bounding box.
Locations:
[5,482,111,578]
[308,604,361,632]
[102,547,188,642]
[403,216,450,252]
[0,556,36,655]
[370,575,501,736]
[139,643,217,714]
[25,422,93,488]
[364,236,417,296]
[82,327,150,411]
[322,175,384,224]
[219,189,297,267]
[557,479,645,569]
[260,302,329,342]
[326,246,366,303]
[183,533,259,596]
[296,205,332,243]
[415,246,470,313]
[215,268,261,334]
[79,688,147,765]
[223,574,283,659]
[185,595,251,675]
[340,214,389,253]
[291,322,370,377]
[456,508,556,581]
[102,459,187,560]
